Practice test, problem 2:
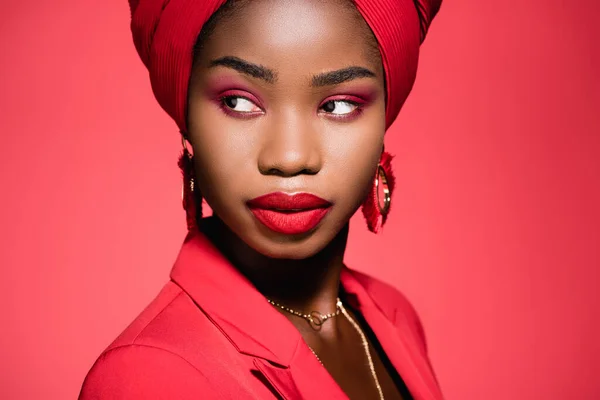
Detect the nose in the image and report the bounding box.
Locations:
[257,111,322,177]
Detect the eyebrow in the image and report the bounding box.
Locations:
[209,56,376,87]
[311,66,376,87]
[209,56,277,84]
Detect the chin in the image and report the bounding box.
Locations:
[246,229,336,260]
[258,244,319,260]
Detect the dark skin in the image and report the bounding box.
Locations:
[187,0,404,398]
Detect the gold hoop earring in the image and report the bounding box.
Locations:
[178,132,201,231]
[181,135,195,196]
[182,135,193,158]
[376,165,391,215]
[361,150,396,233]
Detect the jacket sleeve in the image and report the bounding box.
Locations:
[79,344,222,400]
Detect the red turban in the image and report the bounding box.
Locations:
[128,0,441,131]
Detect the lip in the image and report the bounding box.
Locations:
[247,192,332,235]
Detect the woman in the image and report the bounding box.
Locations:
[80,0,443,399]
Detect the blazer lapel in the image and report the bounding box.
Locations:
[341,268,444,400]
[253,343,349,400]
[170,227,347,399]
[170,229,302,366]
[253,358,301,400]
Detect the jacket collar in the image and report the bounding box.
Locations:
[170,227,302,367]
[170,224,442,399]
[340,268,444,400]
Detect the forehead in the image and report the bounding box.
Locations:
[199,0,382,75]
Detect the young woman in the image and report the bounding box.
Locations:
[80,0,443,399]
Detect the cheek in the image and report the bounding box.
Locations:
[323,124,385,203]
[187,99,257,204]
[325,105,385,172]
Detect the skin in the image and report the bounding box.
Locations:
[186,1,404,398]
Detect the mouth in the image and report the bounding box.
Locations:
[246,192,333,235]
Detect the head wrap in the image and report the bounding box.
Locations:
[128,0,441,131]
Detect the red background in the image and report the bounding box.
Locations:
[1,1,599,399]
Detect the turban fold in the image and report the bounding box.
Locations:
[128,0,441,131]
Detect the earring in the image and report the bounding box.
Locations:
[361,150,396,233]
[178,133,201,232]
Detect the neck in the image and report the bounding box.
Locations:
[200,216,347,321]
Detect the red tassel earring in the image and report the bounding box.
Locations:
[361,150,396,233]
[178,134,201,232]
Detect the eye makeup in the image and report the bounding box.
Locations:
[204,74,266,119]
[216,89,264,119]
[317,88,377,121]
[204,73,380,121]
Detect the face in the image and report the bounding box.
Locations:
[187,0,386,259]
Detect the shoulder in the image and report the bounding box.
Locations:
[348,269,429,353]
[79,344,221,399]
[103,281,195,351]
[79,282,223,399]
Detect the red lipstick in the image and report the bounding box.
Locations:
[247,192,332,235]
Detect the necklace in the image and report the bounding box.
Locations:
[339,301,385,400]
[266,297,342,331]
[266,297,385,400]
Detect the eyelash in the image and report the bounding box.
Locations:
[217,94,366,121]
[318,99,364,121]
[218,95,264,119]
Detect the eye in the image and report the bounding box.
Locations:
[320,100,360,116]
[222,96,262,113]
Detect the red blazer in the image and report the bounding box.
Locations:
[79,230,443,399]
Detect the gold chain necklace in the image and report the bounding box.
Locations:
[266,297,342,330]
[339,301,385,400]
[266,297,385,400]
